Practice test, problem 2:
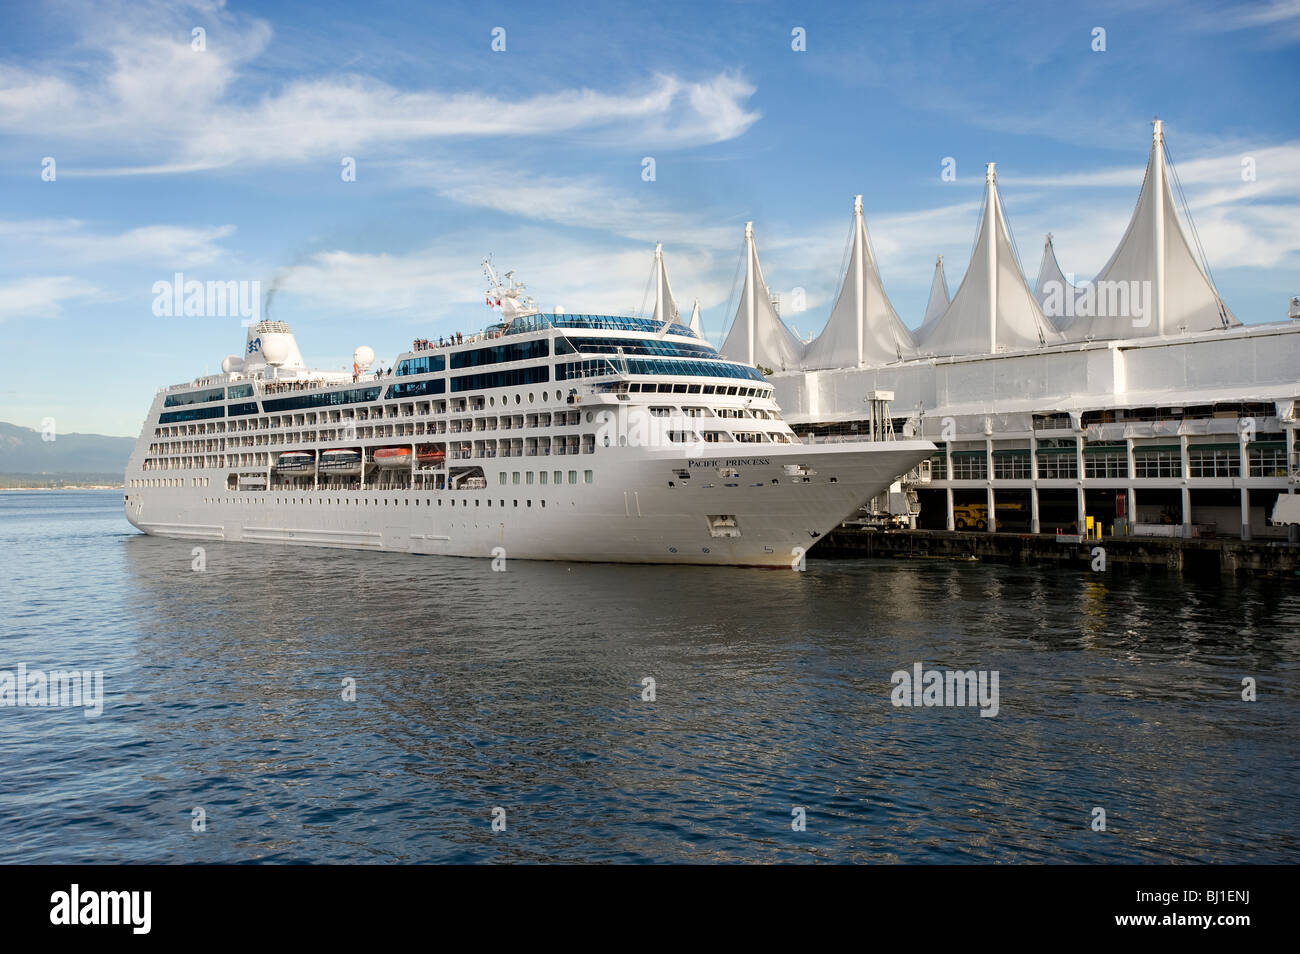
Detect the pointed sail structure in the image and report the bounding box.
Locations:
[801,196,915,369]
[1069,120,1238,341]
[919,164,1063,357]
[720,222,806,371]
[688,298,702,337]
[914,255,950,343]
[1034,234,1083,332]
[651,242,680,327]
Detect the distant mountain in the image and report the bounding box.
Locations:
[0,422,134,476]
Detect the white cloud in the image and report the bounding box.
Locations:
[0,219,237,268]
[0,276,99,321]
[0,6,759,174]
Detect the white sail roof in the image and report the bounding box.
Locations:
[918,164,1063,357]
[914,255,950,343]
[1034,233,1084,333]
[801,196,915,370]
[651,242,679,327]
[688,298,702,337]
[1067,120,1238,341]
[720,222,806,371]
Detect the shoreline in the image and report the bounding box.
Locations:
[0,485,122,491]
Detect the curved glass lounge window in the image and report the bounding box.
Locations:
[502,313,698,339]
[555,357,764,382]
[263,385,382,413]
[388,379,446,398]
[159,404,225,424]
[451,365,549,392]
[396,354,446,376]
[164,386,224,407]
[561,338,724,360]
[451,339,549,369]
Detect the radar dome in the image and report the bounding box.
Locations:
[353,346,375,370]
[262,336,291,367]
[221,354,244,373]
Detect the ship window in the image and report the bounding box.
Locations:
[569,471,577,484]
[512,472,520,485]
[584,470,593,484]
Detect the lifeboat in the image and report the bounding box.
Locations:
[275,450,315,472]
[416,445,446,467]
[319,449,363,475]
[373,446,413,467]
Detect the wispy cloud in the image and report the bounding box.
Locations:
[0,219,237,268]
[0,5,759,175]
[0,276,99,321]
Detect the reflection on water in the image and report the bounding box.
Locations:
[1,491,1297,863]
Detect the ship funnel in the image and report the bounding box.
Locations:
[243,319,306,373]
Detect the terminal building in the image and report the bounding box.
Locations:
[711,121,1300,540]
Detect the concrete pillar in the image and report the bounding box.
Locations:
[1126,486,1137,535]
[1241,487,1251,541]
[986,484,996,534]
[1180,436,1191,533]
[946,486,955,532]
[1030,485,1041,534]
[1076,486,1086,537]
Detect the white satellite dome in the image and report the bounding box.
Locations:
[353,345,375,370]
[221,354,244,373]
[262,336,291,367]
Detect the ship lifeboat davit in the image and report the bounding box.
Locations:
[373,446,414,468]
[416,445,446,467]
[275,450,315,472]
[319,449,363,475]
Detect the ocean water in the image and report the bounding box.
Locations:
[1,489,1296,864]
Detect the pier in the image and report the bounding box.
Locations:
[812,526,1300,576]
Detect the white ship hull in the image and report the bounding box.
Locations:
[125,441,930,566]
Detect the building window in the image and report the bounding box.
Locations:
[1036,452,1078,480]
[1084,450,1128,479]
[992,452,1031,480]
[1134,449,1181,478]
[1188,447,1240,478]
[1248,444,1287,478]
[950,453,987,480]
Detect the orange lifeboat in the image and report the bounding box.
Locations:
[373,447,413,467]
[417,445,446,466]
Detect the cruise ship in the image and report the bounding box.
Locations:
[123,258,933,565]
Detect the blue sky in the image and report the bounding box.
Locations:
[2,0,1298,435]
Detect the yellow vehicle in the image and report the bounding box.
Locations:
[953,501,1026,531]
